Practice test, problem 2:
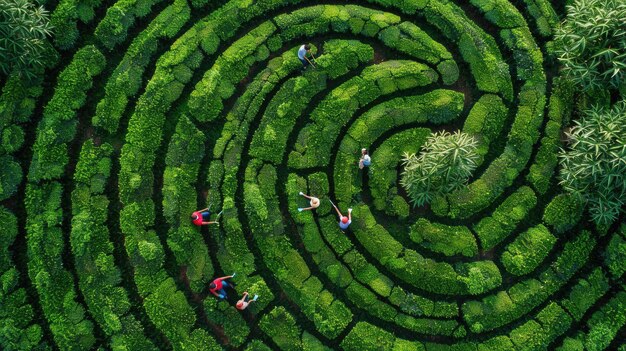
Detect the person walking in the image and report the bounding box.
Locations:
[298,192,320,212]
[236,292,259,310]
[298,44,312,71]
[330,200,352,231]
[191,206,220,226]
[209,273,236,299]
[359,148,371,169]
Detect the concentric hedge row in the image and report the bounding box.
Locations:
[1,0,625,350]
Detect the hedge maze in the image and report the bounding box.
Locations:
[1,0,625,350]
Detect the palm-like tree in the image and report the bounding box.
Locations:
[559,101,626,226]
[401,131,479,207]
[0,0,53,79]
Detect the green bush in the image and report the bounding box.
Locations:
[0,155,22,201]
[473,186,537,250]
[561,268,610,321]
[51,0,101,50]
[29,45,106,182]
[95,0,167,50]
[501,225,556,276]
[94,0,190,132]
[542,193,583,234]
[604,226,626,279]
[341,322,395,350]
[410,219,478,257]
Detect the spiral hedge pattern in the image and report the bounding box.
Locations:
[1,0,625,350]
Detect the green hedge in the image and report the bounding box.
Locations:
[462,94,508,160]
[188,21,278,122]
[604,225,626,279]
[162,116,213,292]
[446,82,546,219]
[501,224,556,276]
[289,60,438,169]
[522,0,559,37]
[29,45,106,182]
[25,183,96,350]
[473,186,537,250]
[410,219,478,258]
[334,90,463,204]
[352,205,500,295]
[71,140,155,349]
[369,128,429,213]
[526,77,574,194]
[581,292,626,350]
[463,230,595,332]
[542,193,583,234]
[509,302,572,350]
[561,268,610,321]
[259,307,302,350]
[246,163,352,339]
[51,0,103,49]
[0,208,46,350]
[94,0,191,132]
[95,0,167,50]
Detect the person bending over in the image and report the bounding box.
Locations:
[191,207,219,226]
[236,291,259,310]
[298,192,320,212]
[209,273,236,299]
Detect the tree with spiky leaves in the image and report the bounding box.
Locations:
[554,0,626,92]
[401,131,479,207]
[0,0,53,79]
[559,102,626,226]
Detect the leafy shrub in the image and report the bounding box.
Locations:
[410,219,478,257]
[604,226,626,279]
[0,0,53,79]
[554,0,626,91]
[558,102,626,226]
[401,131,479,207]
[95,0,166,50]
[0,155,22,201]
[542,193,583,234]
[501,225,556,276]
[51,0,102,49]
[561,268,610,321]
[29,45,106,182]
[473,186,537,250]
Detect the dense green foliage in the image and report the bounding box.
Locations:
[554,0,626,91]
[0,0,53,79]
[401,131,479,207]
[1,0,624,350]
[559,102,626,226]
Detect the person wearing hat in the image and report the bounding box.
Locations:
[359,148,371,169]
[330,201,352,231]
[191,207,219,226]
[236,291,259,311]
[298,192,320,212]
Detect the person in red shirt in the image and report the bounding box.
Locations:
[209,273,236,299]
[236,292,258,310]
[191,207,219,226]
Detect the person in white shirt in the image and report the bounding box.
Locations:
[298,44,311,70]
[359,148,371,169]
